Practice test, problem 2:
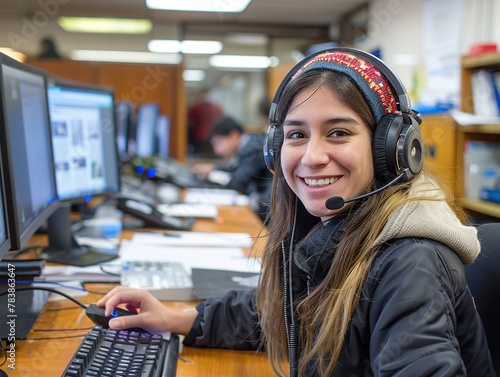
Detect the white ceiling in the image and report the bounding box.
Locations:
[0,0,368,90]
[0,0,365,27]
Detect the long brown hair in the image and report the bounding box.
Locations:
[257,69,429,376]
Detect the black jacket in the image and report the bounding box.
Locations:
[184,230,495,376]
[213,133,272,220]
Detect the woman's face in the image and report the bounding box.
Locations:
[281,84,374,221]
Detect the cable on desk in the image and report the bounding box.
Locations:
[0,287,87,309]
[0,280,109,296]
[99,265,121,276]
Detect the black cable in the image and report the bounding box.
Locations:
[45,306,88,312]
[0,287,87,309]
[0,280,110,296]
[99,265,121,276]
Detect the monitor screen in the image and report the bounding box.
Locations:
[47,79,120,202]
[0,53,59,251]
[135,103,159,157]
[156,115,170,159]
[115,101,135,159]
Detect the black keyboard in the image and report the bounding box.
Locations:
[62,325,179,377]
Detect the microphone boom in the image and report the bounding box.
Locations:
[325,170,408,210]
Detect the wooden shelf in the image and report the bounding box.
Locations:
[462,53,500,69]
[456,54,500,219]
[458,124,500,134]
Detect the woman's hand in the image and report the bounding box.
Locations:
[96,286,198,335]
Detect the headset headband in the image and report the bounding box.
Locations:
[269,47,412,125]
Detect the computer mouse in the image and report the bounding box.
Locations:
[85,303,135,329]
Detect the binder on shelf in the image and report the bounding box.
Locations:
[464,141,500,200]
[479,188,500,204]
[471,70,500,117]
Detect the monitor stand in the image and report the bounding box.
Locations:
[40,203,118,267]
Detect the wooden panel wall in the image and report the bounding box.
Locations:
[25,58,187,161]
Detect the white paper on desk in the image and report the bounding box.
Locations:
[131,231,253,248]
[42,261,122,282]
[119,240,261,274]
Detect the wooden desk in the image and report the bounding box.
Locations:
[4,205,275,377]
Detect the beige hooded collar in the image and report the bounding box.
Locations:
[373,175,480,265]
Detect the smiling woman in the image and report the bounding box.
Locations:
[96,47,495,377]
[280,83,374,220]
[257,48,493,376]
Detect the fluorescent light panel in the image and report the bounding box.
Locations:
[58,17,152,34]
[71,50,182,64]
[183,70,206,81]
[209,55,278,69]
[146,0,251,13]
[148,40,223,54]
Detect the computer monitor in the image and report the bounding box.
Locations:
[115,100,136,160]
[0,52,57,339]
[47,78,120,203]
[0,148,11,260]
[43,78,121,266]
[0,53,59,252]
[156,115,170,159]
[135,102,159,157]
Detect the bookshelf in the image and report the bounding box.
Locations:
[456,53,500,220]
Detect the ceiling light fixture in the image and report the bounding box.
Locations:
[58,17,152,34]
[71,50,182,64]
[183,70,206,81]
[209,55,279,69]
[148,40,223,54]
[146,0,251,13]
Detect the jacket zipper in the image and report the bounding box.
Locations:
[283,241,299,377]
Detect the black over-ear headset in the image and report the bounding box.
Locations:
[263,47,424,187]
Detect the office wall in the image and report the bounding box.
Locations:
[355,0,500,98]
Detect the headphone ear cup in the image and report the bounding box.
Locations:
[373,113,424,185]
[373,114,402,184]
[399,121,424,176]
[264,124,283,173]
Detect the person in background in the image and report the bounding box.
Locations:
[187,89,223,157]
[192,115,272,221]
[97,48,495,376]
[37,36,62,59]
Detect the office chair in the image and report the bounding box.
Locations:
[465,222,500,374]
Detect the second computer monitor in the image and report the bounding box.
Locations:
[135,102,159,158]
[47,79,120,202]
